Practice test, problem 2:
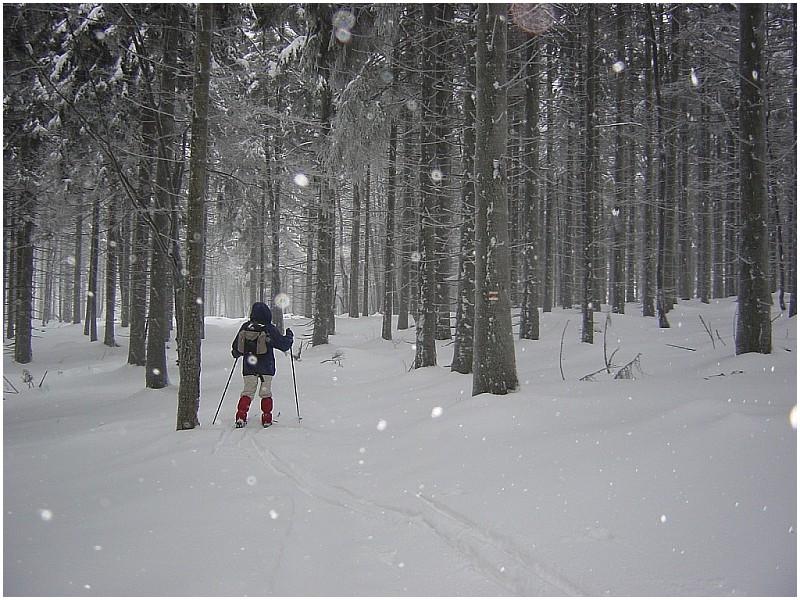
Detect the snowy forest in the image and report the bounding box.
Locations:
[3,2,796,423]
[3,4,797,596]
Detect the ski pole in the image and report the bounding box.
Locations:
[290,349,301,423]
[212,357,238,425]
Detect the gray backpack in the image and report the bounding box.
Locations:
[237,326,270,356]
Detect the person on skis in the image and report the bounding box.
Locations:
[231,301,294,428]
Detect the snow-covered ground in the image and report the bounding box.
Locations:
[4,297,797,596]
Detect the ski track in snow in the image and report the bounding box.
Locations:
[247,436,584,596]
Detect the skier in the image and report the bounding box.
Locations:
[231,301,294,428]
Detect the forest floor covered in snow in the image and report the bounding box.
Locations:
[3,297,797,596]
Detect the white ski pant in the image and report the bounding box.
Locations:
[241,374,273,399]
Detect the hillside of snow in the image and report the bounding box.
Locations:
[4,297,797,595]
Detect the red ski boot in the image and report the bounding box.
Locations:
[235,395,252,428]
[261,397,274,428]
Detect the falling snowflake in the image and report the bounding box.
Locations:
[274,293,291,309]
[510,3,558,35]
[333,9,355,44]
[431,406,443,418]
[294,173,310,187]
[377,419,388,432]
[39,509,53,521]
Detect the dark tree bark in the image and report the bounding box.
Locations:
[305,202,314,318]
[414,3,439,368]
[610,4,627,314]
[119,205,131,328]
[177,3,213,430]
[452,23,477,372]
[647,5,670,329]
[641,20,656,318]
[542,41,554,314]
[433,4,453,342]
[146,7,179,388]
[13,214,34,363]
[519,34,540,340]
[312,82,336,345]
[5,221,17,340]
[72,201,83,325]
[268,135,284,333]
[128,106,155,366]
[789,4,798,318]
[382,121,398,341]
[582,4,598,343]
[103,196,118,347]
[362,166,371,318]
[736,4,771,354]
[84,193,100,342]
[472,3,518,395]
[397,109,414,331]
[349,181,361,318]
[698,103,711,304]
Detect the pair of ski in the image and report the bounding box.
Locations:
[235,411,280,429]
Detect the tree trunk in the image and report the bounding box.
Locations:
[724,127,739,298]
[305,202,314,318]
[5,219,16,339]
[414,3,439,369]
[313,83,335,346]
[452,24,477,372]
[128,106,155,366]
[610,4,626,314]
[13,213,34,364]
[472,3,518,395]
[177,3,213,430]
[434,4,453,342]
[519,34,540,339]
[736,4,771,355]
[582,4,598,343]
[789,3,798,318]
[382,121,397,341]
[84,193,100,342]
[146,8,179,388]
[397,109,414,331]
[542,42,555,314]
[267,126,284,333]
[103,196,118,347]
[349,181,361,318]
[647,5,670,329]
[118,206,131,328]
[641,20,656,318]
[362,167,371,317]
[698,103,711,304]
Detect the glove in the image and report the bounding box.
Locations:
[285,328,293,337]
[231,349,239,358]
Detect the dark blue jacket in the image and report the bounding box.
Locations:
[231,302,293,377]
